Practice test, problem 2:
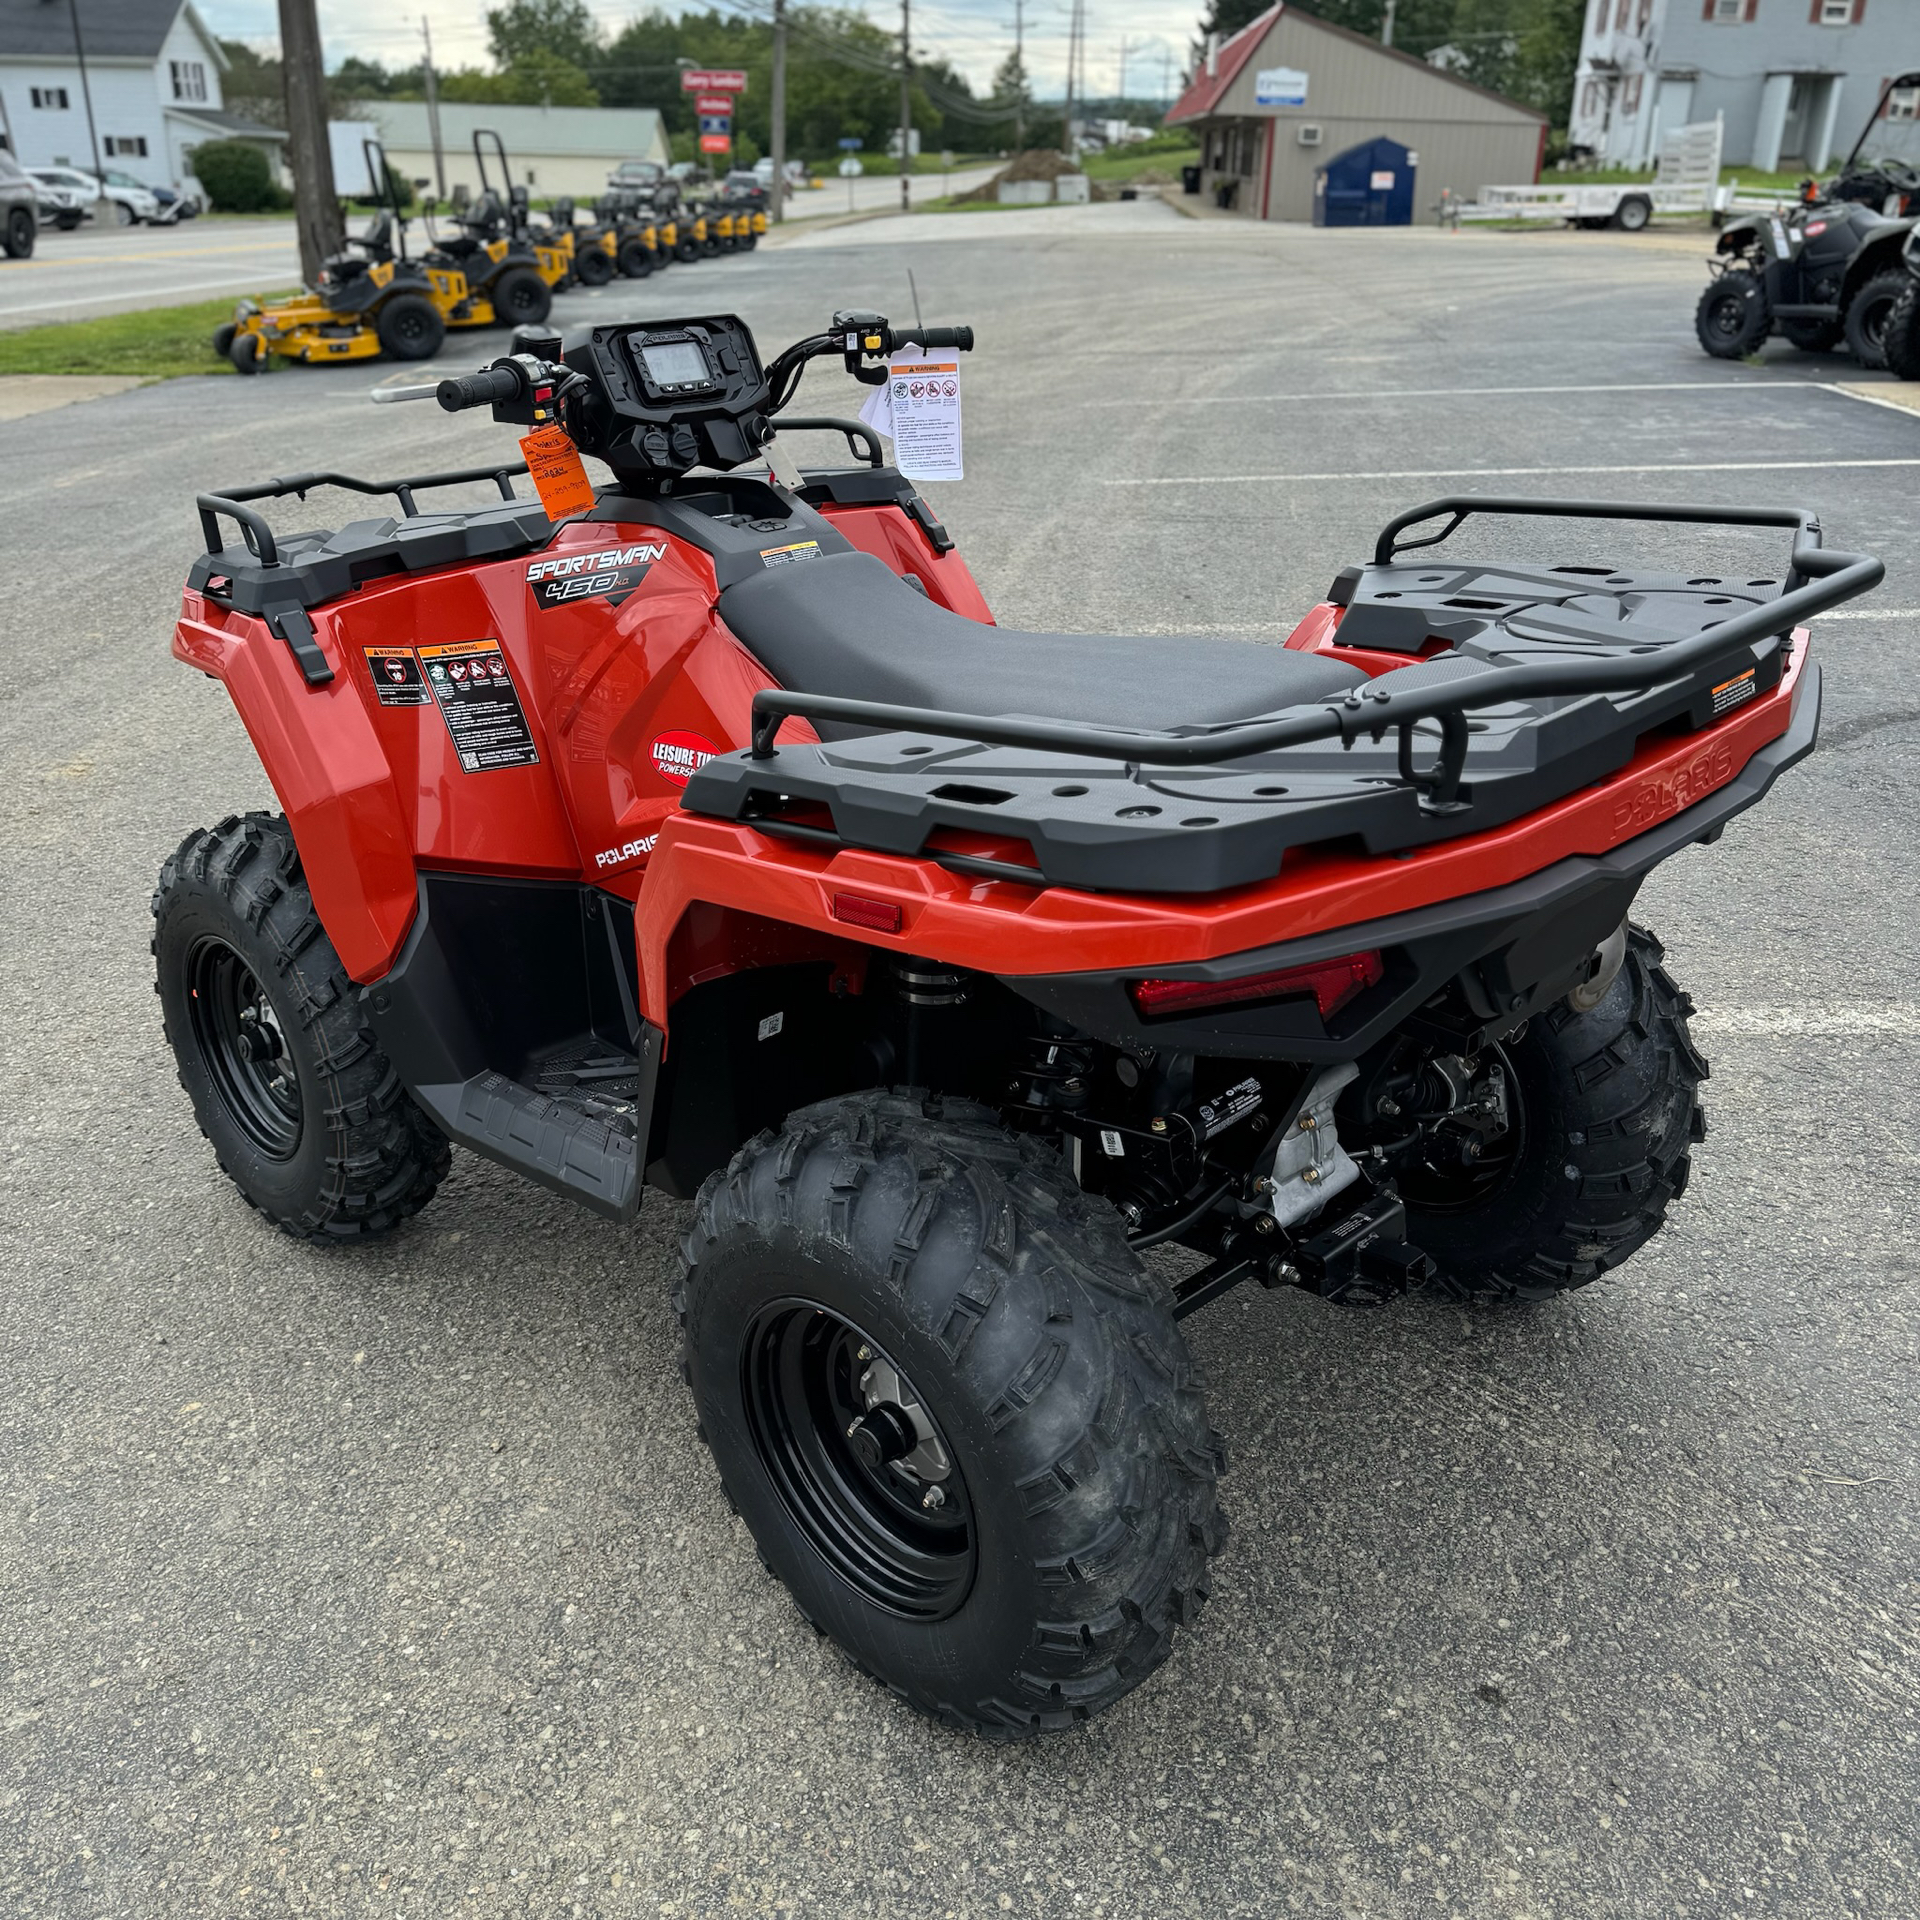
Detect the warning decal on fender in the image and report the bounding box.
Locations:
[364,645,430,706]
[419,639,540,772]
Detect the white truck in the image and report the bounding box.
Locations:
[1440,118,1732,232]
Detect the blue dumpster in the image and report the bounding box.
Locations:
[1312,137,1416,227]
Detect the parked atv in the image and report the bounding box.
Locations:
[1883,222,1920,380]
[1697,71,1920,366]
[159,309,1880,1736]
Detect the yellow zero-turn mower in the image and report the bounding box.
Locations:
[416,131,566,326]
[215,141,475,372]
[545,195,617,286]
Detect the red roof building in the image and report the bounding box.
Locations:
[1166,4,1546,223]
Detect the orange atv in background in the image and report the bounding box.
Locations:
[158,309,1880,1736]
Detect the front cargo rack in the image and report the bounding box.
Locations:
[684,497,1882,895]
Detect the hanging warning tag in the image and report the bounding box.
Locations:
[519,424,597,520]
[857,346,963,483]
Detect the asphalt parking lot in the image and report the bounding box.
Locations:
[2,210,1918,1918]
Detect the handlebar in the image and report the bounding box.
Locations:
[438,365,524,412]
[892,325,974,352]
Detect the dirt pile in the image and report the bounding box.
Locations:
[952,149,1087,205]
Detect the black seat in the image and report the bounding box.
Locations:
[717,551,1366,732]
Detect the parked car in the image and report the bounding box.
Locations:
[0,151,37,256]
[607,159,666,191]
[92,168,172,226]
[28,163,101,220]
[28,169,87,228]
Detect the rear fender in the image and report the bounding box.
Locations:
[1843,230,1914,299]
[173,597,416,981]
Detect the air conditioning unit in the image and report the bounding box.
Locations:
[1296,124,1323,147]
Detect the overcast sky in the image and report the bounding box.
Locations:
[198,0,1199,104]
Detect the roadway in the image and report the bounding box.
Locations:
[0,167,1002,330]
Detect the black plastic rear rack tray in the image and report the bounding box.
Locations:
[682,497,1880,895]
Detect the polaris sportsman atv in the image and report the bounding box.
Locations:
[156,310,1880,1737]
[1697,71,1920,366]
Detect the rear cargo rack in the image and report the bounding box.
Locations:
[684,496,1881,897]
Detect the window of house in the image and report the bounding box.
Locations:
[1615,0,1630,27]
[1708,0,1745,20]
[31,87,72,110]
[1815,0,1858,23]
[105,136,150,158]
[1888,86,1918,121]
[170,59,207,102]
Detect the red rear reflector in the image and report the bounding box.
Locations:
[831,892,903,934]
[1130,950,1384,1021]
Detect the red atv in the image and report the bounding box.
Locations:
[156,310,1879,1737]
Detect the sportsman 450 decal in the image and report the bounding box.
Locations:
[526,543,667,609]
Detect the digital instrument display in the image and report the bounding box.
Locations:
[639,338,710,387]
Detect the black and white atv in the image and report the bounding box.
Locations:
[1696,71,1920,369]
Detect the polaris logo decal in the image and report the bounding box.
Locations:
[595,833,658,870]
[650,730,719,787]
[526,543,667,609]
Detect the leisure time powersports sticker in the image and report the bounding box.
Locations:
[525,541,667,610]
[418,639,540,772]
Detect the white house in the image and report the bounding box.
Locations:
[1569,0,1920,172]
[0,0,285,198]
[348,102,672,205]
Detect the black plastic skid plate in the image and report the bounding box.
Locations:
[683,557,1791,896]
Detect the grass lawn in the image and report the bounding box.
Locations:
[1548,162,1820,195]
[0,292,296,378]
[1079,137,1197,185]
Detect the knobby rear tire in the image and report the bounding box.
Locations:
[1406,925,1708,1300]
[1886,279,1920,381]
[676,1089,1229,1738]
[153,813,448,1241]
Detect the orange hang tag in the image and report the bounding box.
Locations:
[519,424,597,521]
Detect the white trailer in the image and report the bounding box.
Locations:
[1439,118,1732,231]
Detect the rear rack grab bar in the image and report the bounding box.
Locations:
[748,496,1881,768]
[776,415,887,470]
[195,461,532,566]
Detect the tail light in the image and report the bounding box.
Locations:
[1130,950,1384,1022]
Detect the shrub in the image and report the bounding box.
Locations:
[191,140,289,213]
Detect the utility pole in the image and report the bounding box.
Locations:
[1380,0,1396,50]
[279,0,344,285]
[898,0,911,214]
[1160,43,1172,108]
[1009,0,1026,151]
[420,16,446,205]
[66,0,104,182]
[1116,33,1128,114]
[1062,0,1082,158]
[770,0,787,223]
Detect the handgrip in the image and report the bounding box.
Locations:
[437,365,523,412]
[894,325,974,352]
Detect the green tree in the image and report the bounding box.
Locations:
[439,51,601,108]
[486,0,603,76]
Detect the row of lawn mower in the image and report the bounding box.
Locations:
[213,133,768,375]
[1696,69,1920,377]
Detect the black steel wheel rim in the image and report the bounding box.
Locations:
[186,935,303,1159]
[393,305,429,343]
[1706,290,1747,340]
[1860,294,1894,351]
[1396,1044,1527,1215]
[741,1300,976,1620]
